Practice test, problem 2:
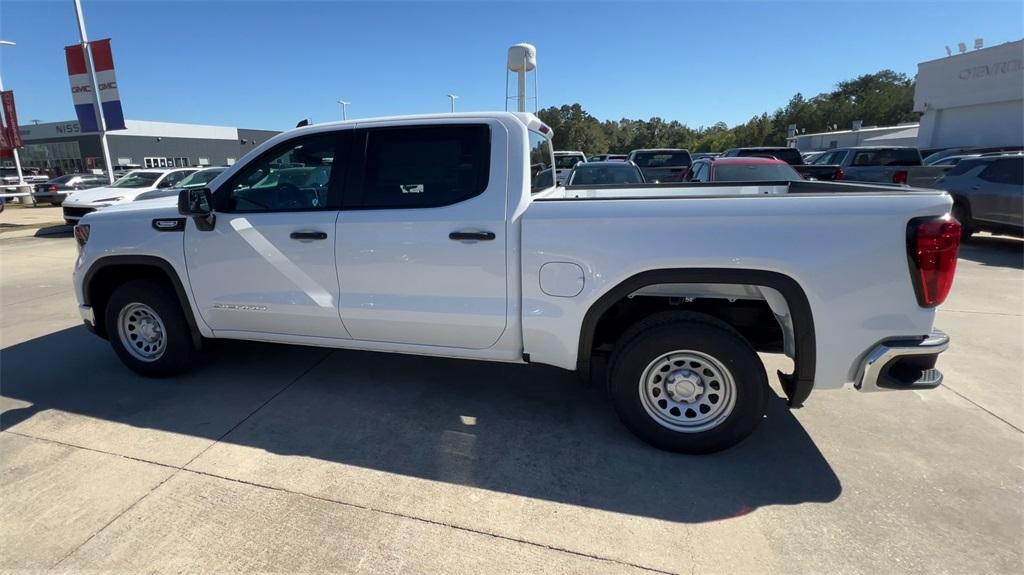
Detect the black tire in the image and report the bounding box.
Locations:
[50,201,62,206]
[104,279,197,377]
[608,312,768,454]
[952,200,973,241]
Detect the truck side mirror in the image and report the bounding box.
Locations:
[178,187,215,231]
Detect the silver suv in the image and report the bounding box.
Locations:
[934,154,1023,239]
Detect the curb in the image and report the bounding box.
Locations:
[0,224,73,240]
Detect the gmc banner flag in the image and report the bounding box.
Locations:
[65,39,126,132]
[1,91,22,148]
[0,97,9,151]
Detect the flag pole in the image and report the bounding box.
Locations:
[72,0,114,183]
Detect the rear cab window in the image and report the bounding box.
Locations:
[632,151,692,168]
[850,148,921,167]
[530,131,555,194]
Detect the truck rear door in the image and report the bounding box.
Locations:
[334,121,509,349]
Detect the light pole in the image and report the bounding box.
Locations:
[447,93,459,113]
[337,100,350,121]
[0,40,26,190]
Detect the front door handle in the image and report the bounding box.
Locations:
[290,231,328,241]
[449,231,496,241]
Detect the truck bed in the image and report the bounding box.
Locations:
[520,184,952,392]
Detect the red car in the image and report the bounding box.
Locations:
[684,156,804,182]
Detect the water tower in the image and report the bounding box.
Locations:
[506,43,538,113]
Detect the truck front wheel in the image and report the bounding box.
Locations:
[608,312,768,454]
[105,279,197,377]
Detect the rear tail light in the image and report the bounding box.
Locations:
[48,185,58,192]
[833,168,844,181]
[892,170,908,185]
[907,216,960,307]
[73,224,90,247]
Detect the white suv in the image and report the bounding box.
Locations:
[62,168,197,224]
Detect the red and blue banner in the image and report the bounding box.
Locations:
[65,39,126,132]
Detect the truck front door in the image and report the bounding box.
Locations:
[184,131,350,339]
[335,122,509,349]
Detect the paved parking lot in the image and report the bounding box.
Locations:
[1,231,1021,574]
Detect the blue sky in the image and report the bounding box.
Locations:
[2,0,1022,131]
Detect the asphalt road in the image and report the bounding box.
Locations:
[1,232,1021,574]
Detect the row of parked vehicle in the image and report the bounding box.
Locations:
[545,144,1022,238]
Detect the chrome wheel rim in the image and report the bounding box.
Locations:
[638,350,737,433]
[117,303,167,362]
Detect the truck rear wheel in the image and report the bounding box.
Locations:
[105,279,196,377]
[608,312,768,454]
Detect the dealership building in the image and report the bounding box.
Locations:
[914,39,1023,150]
[788,39,1022,152]
[10,119,279,173]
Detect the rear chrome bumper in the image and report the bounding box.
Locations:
[856,330,949,392]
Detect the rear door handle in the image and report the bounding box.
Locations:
[449,231,496,241]
[290,231,328,241]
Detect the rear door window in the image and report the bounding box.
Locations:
[355,124,491,208]
[979,158,1024,185]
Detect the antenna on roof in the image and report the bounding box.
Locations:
[296,119,311,128]
[945,45,952,57]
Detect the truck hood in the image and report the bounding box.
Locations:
[80,195,180,222]
[64,185,156,206]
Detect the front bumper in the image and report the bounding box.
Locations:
[856,330,949,392]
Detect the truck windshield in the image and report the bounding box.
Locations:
[850,148,921,166]
[110,172,162,188]
[734,148,803,165]
[530,131,555,194]
[176,169,225,189]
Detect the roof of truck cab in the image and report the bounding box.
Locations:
[286,111,542,133]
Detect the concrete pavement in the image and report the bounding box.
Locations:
[1,232,1021,574]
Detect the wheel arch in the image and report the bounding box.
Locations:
[577,268,816,407]
[82,255,203,349]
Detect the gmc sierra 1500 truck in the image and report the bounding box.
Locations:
[72,112,961,453]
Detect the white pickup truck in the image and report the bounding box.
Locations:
[71,112,962,453]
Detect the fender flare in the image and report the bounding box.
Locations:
[81,255,203,349]
[577,268,816,407]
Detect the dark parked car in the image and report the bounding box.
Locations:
[565,161,645,186]
[626,148,692,183]
[934,155,1023,238]
[685,157,803,182]
[32,174,109,206]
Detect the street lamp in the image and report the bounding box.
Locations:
[447,93,459,113]
[337,100,350,121]
[0,39,26,191]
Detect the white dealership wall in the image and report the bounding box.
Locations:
[914,39,1024,149]
[787,124,919,151]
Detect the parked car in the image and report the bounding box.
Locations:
[62,168,197,224]
[922,146,1023,166]
[72,111,959,454]
[553,151,587,184]
[722,147,839,181]
[565,161,645,186]
[626,148,692,183]
[32,174,110,206]
[1,166,49,186]
[134,167,228,202]
[809,146,953,187]
[685,157,803,182]
[934,155,1022,238]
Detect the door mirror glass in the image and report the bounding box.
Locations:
[178,187,213,216]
